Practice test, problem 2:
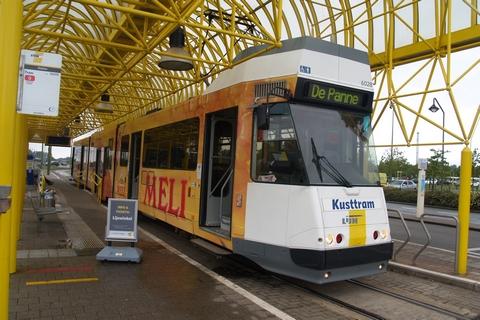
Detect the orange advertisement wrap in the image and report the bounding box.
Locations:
[139,169,199,233]
[71,74,298,250]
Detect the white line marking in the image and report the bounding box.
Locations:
[400,207,415,211]
[393,238,480,260]
[139,227,296,320]
[468,247,480,252]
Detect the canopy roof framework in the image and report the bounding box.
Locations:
[22,0,480,147]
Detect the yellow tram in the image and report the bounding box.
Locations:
[72,37,393,283]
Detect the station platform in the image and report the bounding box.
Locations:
[9,173,281,320]
[9,171,480,320]
[390,242,480,292]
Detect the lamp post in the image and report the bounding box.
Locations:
[390,102,395,181]
[429,98,445,188]
[429,98,445,160]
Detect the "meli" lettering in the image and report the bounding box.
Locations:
[143,172,188,218]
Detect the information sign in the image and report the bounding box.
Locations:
[307,83,364,107]
[105,198,138,242]
[17,50,62,116]
[294,78,373,112]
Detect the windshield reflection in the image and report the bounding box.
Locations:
[290,103,379,186]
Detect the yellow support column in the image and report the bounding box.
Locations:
[457,147,473,275]
[0,0,23,319]
[18,125,29,241]
[10,114,27,274]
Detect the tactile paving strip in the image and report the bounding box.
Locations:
[56,209,105,255]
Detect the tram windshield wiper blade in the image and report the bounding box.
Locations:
[318,155,352,188]
[310,138,323,182]
[310,138,352,187]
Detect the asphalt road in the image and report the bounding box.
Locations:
[387,202,480,258]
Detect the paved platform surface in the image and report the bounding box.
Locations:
[10,176,280,320]
[388,240,480,291]
[9,171,480,320]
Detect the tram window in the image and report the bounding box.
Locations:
[252,103,308,185]
[142,118,199,170]
[120,135,129,167]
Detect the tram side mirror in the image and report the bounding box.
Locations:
[256,105,270,130]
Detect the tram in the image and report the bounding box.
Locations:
[72,37,393,283]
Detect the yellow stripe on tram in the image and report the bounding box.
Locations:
[348,209,366,247]
[26,277,98,286]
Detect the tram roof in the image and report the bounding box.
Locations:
[21,1,480,143]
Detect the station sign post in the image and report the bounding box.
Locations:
[17,50,62,117]
[416,158,427,218]
[96,198,143,263]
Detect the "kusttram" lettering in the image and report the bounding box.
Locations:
[332,199,375,210]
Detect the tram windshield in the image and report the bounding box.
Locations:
[253,102,380,186]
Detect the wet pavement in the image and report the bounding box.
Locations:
[8,171,480,320]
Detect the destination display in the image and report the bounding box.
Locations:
[105,198,138,242]
[294,78,373,112]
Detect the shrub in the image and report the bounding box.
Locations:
[383,187,479,210]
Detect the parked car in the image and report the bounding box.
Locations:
[473,178,480,188]
[389,179,417,190]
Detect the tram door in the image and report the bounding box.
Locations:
[94,148,103,194]
[80,146,85,182]
[128,131,142,199]
[201,108,237,236]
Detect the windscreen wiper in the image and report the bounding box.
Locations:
[318,155,352,187]
[310,138,323,182]
[310,138,352,188]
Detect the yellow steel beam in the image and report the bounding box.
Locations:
[0,1,22,319]
[370,25,480,70]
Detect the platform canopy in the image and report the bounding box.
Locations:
[22,1,480,146]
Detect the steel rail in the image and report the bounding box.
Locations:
[348,279,474,320]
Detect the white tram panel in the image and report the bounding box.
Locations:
[244,183,326,250]
[206,37,373,95]
[319,187,391,249]
[245,183,391,252]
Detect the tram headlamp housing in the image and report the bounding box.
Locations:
[0,186,12,213]
[326,234,334,245]
[380,230,387,239]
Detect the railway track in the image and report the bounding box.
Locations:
[274,275,387,320]
[277,274,477,320]
[347,279,475,320]
[227,254,476,320]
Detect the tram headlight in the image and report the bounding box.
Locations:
[380,230,387,239]
[326,234,334,245]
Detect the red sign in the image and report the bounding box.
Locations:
[143,171,188,218]
[25,74,35,82]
